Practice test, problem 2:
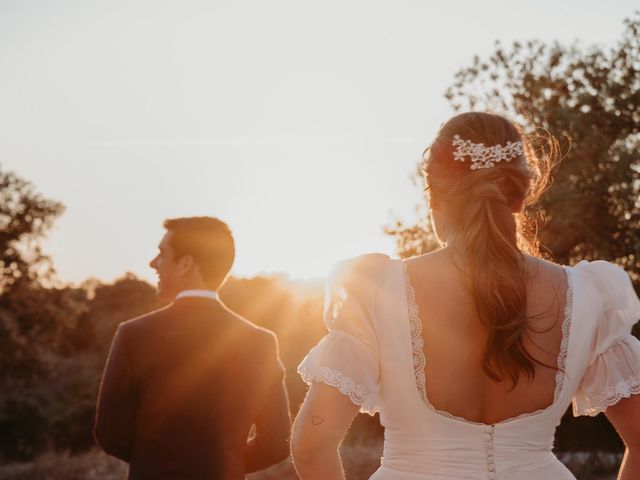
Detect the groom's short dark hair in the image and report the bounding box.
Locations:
[163,216,235,290]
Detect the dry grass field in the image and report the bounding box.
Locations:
[0,444,620,480]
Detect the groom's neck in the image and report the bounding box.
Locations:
[173,276,212,296]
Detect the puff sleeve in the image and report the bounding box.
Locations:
[297,254,388,415]
[572,260,640,417]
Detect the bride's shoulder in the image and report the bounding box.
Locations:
[332,252,391,272]
[402,249,456,283]
[520,255,632,289]
[402,249,447,269]
[566,259,635,302]
[568,258,629,277]
[522,254,566,278]
[328,253,391,287]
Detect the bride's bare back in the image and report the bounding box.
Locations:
[405,249,569,425]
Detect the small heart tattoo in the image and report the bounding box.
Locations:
[311,415,324,425]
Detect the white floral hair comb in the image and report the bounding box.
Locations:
[452,134,524,170]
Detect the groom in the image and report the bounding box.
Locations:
[94,217,291,479]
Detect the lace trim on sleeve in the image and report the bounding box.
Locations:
[298,364,379,415]
[578,336,640,416]
[579,376,640,417]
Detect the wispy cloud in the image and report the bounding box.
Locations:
[87,135,418,149]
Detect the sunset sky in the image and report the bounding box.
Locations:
[0,0,636,284]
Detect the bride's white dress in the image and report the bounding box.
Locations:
[298,254,640,480]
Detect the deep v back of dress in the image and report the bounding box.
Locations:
[402,251,570,425]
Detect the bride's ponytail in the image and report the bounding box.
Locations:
[424,112,556,386]
[459,172,535,384]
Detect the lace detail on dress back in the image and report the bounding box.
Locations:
[404,271,428,405]
[555,270,573,399]
[402,260,573,425]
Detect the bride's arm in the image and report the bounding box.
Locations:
[291,382,360,480]
[606,394,640,480]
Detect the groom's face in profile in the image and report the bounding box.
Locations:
[149,231,184,300]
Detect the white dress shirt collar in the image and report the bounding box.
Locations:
[175,289,218,301]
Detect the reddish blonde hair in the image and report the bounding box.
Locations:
[423,112,556,386]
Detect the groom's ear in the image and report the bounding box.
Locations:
[177,254,195,275]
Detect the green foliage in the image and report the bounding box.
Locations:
[0,285,89,389]
[0,165,81,398]
[389,13,640,283]
[0,273,160,462]
[0,394,48,461]
[0,166,64,291]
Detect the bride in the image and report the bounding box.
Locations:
[290,112,640,479]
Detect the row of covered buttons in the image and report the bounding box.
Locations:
[484,425,496,479]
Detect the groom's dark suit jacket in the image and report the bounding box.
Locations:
[94,296,291,480]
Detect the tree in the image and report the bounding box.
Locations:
[388,13,640,284]
[0,165,69,388]
[0,165,77,460]
[0,165,65,291]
